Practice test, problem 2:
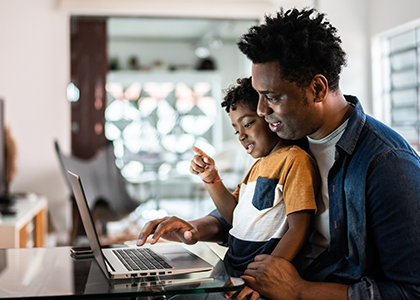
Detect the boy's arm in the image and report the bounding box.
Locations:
[271,210,313,261]
[191,146,237,224]
[202,178,237,225]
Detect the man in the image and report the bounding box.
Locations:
[237,7,420,300]
[138,7,420,300]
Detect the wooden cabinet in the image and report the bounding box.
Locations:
[0,195,47,248]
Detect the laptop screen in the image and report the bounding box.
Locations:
[68,171,111,279]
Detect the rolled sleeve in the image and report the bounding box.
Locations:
[208,209,232,246]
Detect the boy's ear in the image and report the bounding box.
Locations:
[310,75,328,102]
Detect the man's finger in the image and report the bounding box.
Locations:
[240,275,257,289]
[223,290,236,299]
[244,260,261,270]
[150,220,174,244]
[137,219,163,246]
[231,287,251,300]
[183,231,192,241]
[253,254,270,262]
[250,292,260,300]
[180,227,199,244]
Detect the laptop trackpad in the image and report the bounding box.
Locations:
[162,252,192,261]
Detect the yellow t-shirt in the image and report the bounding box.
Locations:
[229,145,319,242]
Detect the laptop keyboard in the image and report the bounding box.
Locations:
[113,248,173,271]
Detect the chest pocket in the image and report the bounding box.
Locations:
[252,176,278,210]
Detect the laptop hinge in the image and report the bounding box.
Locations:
[103,255,116,272]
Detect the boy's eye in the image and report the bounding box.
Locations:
[244,121,255,128]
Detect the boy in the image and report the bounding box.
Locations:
[190,77,320,299]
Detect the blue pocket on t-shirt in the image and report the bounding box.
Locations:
[252,176,277,210]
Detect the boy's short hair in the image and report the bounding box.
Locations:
[237,7,347,91]
[221,77,258,113]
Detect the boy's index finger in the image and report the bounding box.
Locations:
[192,146,206,157]
[192,146,212,168]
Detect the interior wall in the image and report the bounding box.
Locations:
[0,0,71,245]
[1,0,420,245]
[369,0,420,36]
[318,0,371,113]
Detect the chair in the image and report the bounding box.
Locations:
[54,140,140,245]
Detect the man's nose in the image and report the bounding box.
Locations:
[257,96,271,117]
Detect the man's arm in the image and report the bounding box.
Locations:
[190,215,226,242]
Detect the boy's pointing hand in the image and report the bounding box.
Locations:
[190,146,218,182]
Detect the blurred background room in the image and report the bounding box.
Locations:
[0,0,419,247]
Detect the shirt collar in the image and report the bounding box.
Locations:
[336,95,366,155]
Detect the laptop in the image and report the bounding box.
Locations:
[67,171,214,280]
[83,254,216,294]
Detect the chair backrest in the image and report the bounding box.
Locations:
[54,141,139,218]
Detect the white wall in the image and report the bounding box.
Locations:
[0,0,71,244]
[1,0,420,245]
[369,0,420,36]
[319,0,371,113]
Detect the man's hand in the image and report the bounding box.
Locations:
[136,216,200,246]
[225,285,261,300]
[241,255,303,300]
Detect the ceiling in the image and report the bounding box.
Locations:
[107,17,259,43]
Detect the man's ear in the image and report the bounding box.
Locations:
[310,75,328,102]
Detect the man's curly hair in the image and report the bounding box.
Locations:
[221,77,258,114]
[237,7,347,91]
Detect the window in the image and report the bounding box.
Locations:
[374,23,420,150]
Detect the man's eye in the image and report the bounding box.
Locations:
[266,95,278,102]
[244,122,253,128]
[234,130,239,135]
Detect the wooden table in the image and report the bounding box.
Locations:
[0,195,47,248]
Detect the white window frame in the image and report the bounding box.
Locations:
[372,18,420,151]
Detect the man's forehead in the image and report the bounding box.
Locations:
[252,62,282,83]
[251,73,284,94]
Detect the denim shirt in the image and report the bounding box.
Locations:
[299,95,420,299]
[211,95,420,299]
